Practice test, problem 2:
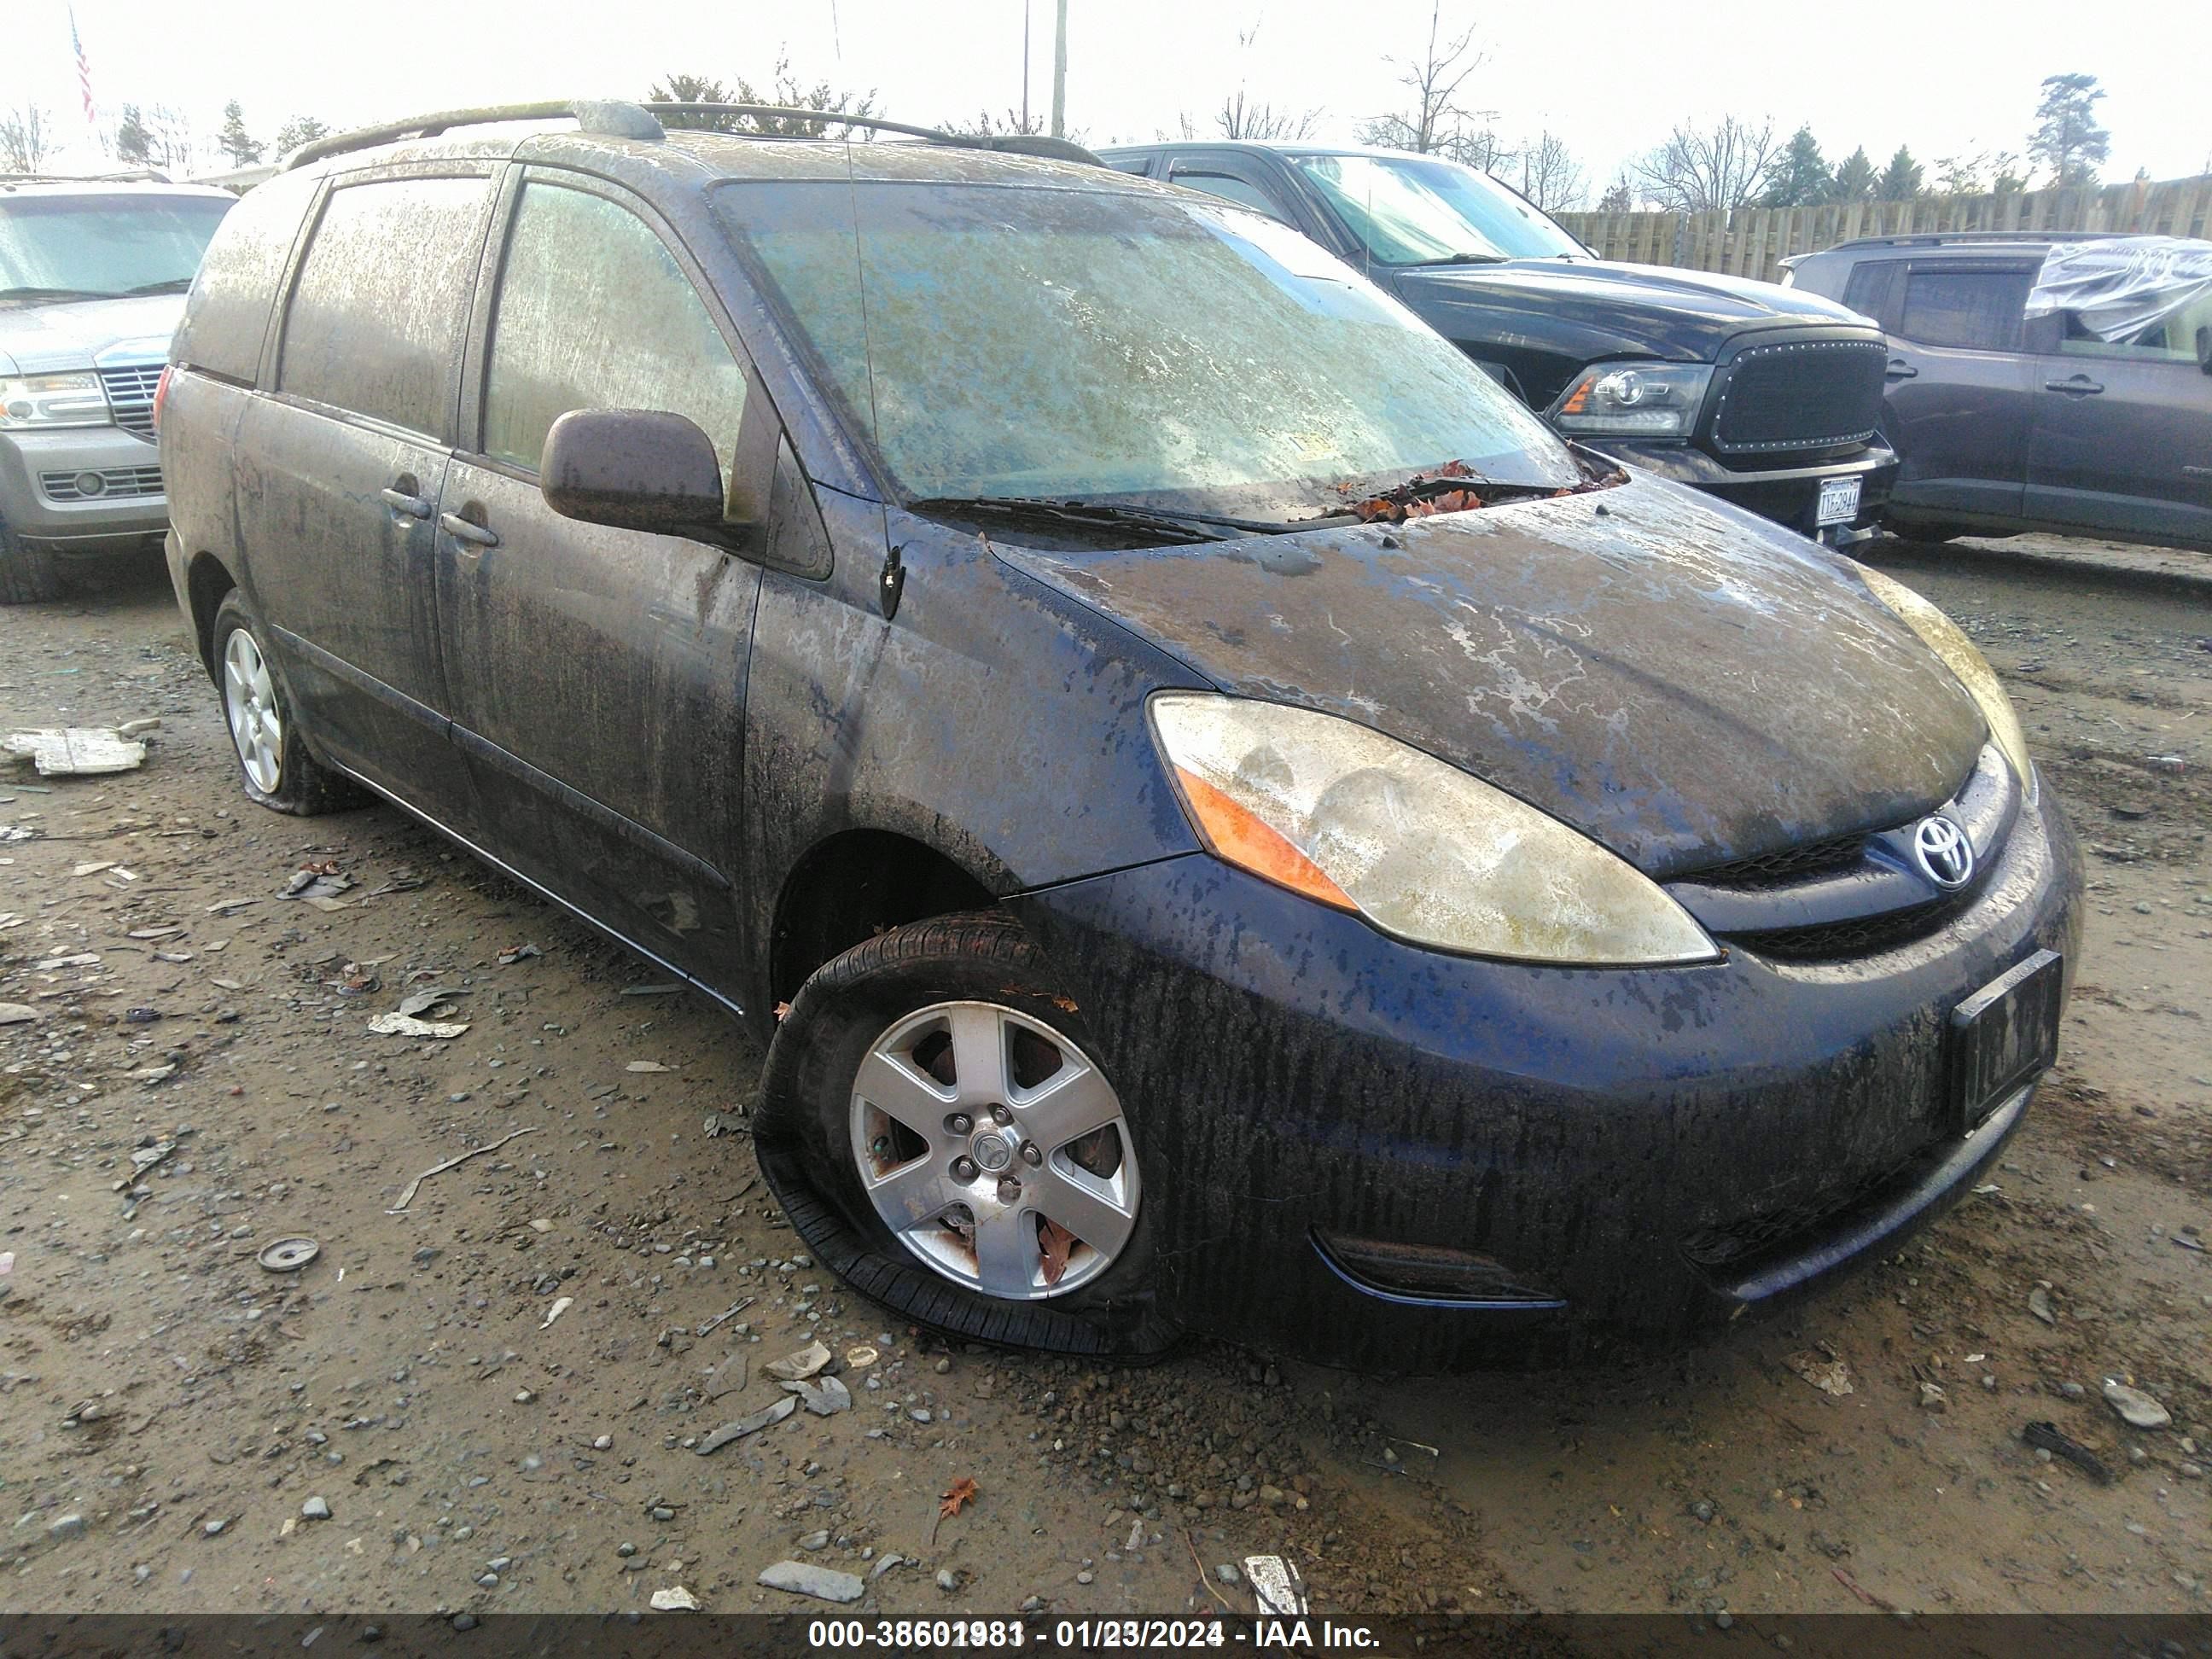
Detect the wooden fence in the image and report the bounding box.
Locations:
[1555,174,2212,285]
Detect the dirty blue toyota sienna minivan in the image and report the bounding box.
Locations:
[159,101,2081,1367]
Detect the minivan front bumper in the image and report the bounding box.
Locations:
[1010,776,2080,1370]
[0,425,170,550]
[1587,439,1899,540]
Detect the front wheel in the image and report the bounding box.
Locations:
[0,515,64,605]
[754,911,1176,1358]
[211,590,362,816]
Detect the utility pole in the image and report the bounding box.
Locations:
[1051,0,1067,138]
[1022,0,1031,132]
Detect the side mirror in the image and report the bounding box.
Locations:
[539,408,737,536]
[2197,326,2211,376]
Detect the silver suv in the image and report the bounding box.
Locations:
[0,176,234,602]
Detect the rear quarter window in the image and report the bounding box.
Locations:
[173,172,318,384]
[278,176,490,435]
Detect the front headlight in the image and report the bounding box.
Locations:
[1549,361,1712,437]
[1858,566,2034,797]
[0,370,109,430]
[1149,692,1718,966]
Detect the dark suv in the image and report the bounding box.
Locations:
[1784,232,2212,550]
[1099,141,1898,541]
[160,102,2077,1369]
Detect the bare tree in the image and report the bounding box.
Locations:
[1214,89,1320,142]
[1358,2,1484,154]
[945,108,1047,137]
[647,55,879,139]
[1595,172,1635,212]
[1515,130,1586,211]
[1633,115,1780,213]
[1438,123,1513,176]
[0,102,54,172]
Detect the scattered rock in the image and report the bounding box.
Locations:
[2103,1379,2172,1430]
[1785,1348,1854,1396]
[2029,1286,2057,1324]
[765,1340,832,1382]
[760,1561,865,1604]
[46,1512,86,1542]
[649,1587,701,1612]
[300,1496,331,1521]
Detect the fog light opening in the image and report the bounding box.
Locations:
[74,471,107,498]
[1312,1230,1566,1308]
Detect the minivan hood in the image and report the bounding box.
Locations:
[0,294,183,375]
[1391,259,1875,364]
[992,479,1987,878]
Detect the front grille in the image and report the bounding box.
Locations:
[96,364,163,441]
[1729,900,1949,962]
[1708,338,1886,457]
[1689,831,1867,888]
[38,464,165,502]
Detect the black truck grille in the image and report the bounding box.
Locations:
[97,363,163,441]
[1708,338,1886,457]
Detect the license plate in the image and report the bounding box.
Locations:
[1816,476,1862,527]
[1947,948,2064,1134]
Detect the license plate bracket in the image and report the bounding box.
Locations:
[1816,475,1862,527]
[1947,948,2063,1135]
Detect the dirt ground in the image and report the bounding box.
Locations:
[2,530,2208,1622]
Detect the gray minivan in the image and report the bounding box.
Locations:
[1784,232,2212,550]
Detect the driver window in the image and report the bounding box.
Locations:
[1169,170,1290,224]
[482,183,750,485]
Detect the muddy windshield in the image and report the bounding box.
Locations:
[718,180,1579,516]
[1287,153,1584,266]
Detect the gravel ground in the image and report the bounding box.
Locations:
[1,532,2207,1620]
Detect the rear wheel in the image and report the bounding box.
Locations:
[0,515,65,605]
[211,590,361,816]
[755,911,1176,1358]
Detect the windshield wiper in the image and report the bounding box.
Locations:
[907,496,1301,545]
[0,285,114,305]
[1400,253,1509,267]
[121,277,192,296]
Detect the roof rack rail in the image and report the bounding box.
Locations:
[281,100,664,172]
[641,104,1101,166]
[1823,229,2114,253]
[277,97,1105,176]
[1,168,174,185]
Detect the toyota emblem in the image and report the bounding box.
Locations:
[1912,815,1975,889]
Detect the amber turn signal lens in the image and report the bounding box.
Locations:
[1172,765,1355,912]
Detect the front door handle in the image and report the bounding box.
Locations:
[1884,358,1918,380]
[439,511,499,550]
[2043,375,2104,396]
[381,484,432,518]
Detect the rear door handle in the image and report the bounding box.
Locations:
[380,486,431,518]
[2043,375,2104,396]
[1884,358,1918,380]
[439,511,499,550]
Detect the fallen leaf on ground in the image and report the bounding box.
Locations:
[939,1477,978,1519]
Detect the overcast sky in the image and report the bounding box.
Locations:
[5,0,2203,197]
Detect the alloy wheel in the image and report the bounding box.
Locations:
[222,626,282,795]
[848,1000,1140,1300]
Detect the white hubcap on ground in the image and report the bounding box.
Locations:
[223,627,282,795]
[849,1000,1140,1300]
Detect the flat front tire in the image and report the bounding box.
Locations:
[210,590,360,816]
[755,911,1176,1359]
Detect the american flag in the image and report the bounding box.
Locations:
[71,7,95,125]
